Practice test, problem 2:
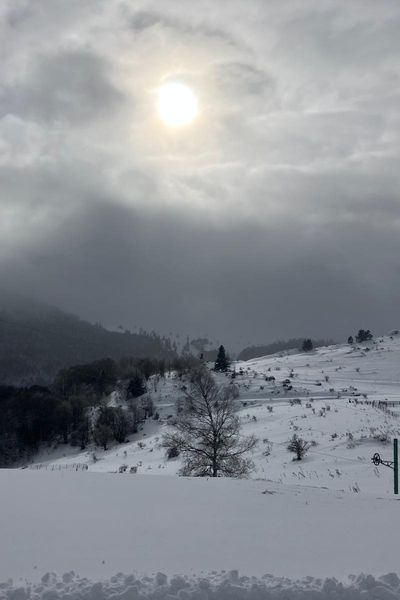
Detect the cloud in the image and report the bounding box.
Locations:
[128,8,236,46]
[0,49,124,124]
[0,0,400,348]
[2,197,398,347]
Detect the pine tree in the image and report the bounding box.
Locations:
[348,335,354,345]
[302,339,313,352]
[127,373,146,399]
[214,345,230,372]
[355,329,373,343]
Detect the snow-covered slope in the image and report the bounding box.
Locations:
[30,334,400,496]
[2,334,400,596]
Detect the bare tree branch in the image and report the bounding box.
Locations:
[162,368,257,477]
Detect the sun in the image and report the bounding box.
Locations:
[157,82,199,128]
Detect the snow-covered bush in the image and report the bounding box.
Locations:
[287,434,311,461]
[262,439,272,457]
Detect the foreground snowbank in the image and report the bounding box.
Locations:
[1,470,399,582]
[2,571,400,600]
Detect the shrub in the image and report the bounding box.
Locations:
[287,434,311,460]
[166,446,180,459]
[355,329,373,343]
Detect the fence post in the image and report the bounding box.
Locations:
[394,438,398,495]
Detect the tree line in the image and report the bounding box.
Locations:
[0,354,201,467]
[348,329,373,345]
[238,338,334,361]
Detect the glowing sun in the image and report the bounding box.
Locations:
[157,82,199,128]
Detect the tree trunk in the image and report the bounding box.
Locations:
[212,443,218,476]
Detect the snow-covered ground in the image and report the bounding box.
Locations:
[1,470,400,593]
[29,334,400,496]
[2,333,400,597]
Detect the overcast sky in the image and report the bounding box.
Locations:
[1,0,400,349]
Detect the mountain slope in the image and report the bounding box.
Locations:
[7,333,400,596]
[30,332,400,496]
[0,293,175,385]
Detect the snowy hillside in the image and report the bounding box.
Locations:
[29,333,400,495]
[2,334,400,598]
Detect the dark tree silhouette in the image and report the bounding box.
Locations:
[302,339,313,352]
[127,373,146,399]
[287,434,310,460]
[214,345,230,372]
[162,369,257,477]
[93,423,113,451]
[355,329,373,343]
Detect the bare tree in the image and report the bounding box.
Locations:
[112,407,129,443]
[287,434,310,460]
[93,422,113,451]
[162,368,257,477]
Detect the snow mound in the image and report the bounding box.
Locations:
[2,571,400,600]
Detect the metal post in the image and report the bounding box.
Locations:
[394,438,398,495]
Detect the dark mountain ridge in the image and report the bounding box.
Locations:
[0,293,175,386]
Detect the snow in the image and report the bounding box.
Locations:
[1,470,399,582]
[2,570,400,600]
[30,335,400,495]
[2,333,400,597]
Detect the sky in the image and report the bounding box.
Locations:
[0,0,400,349]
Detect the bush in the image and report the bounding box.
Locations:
[290,398,302,406]
[166,446,180,459]
[346,432,356,449]
[262,439,272,457]
[355,329,373,343]
[287,434,311,460]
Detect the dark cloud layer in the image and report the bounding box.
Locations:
[0,0,399,348]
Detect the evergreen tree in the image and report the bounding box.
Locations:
[355,329,373,343]
[214,345,230,372]
[127,373,146,399]
[302,339,313,352]
[348,335,354,345]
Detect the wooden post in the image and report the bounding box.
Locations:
[394,438,399,495]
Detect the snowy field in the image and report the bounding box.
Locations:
[2,333,400,598]
[1,470,400,599]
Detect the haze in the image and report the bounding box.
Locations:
[1,0,400,348]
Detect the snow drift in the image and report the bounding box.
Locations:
[2,571,400,600]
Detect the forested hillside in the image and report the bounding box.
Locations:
[0,294,176,386]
